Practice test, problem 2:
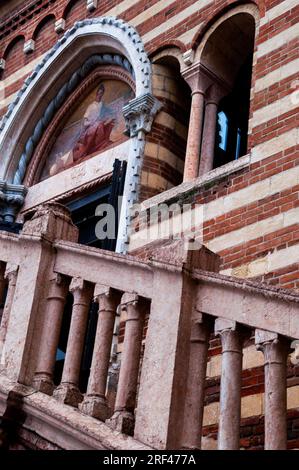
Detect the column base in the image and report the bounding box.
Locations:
[53,383,83,407]
[79,395,109,421]
[106,410,135,436]
[32,373,54,396]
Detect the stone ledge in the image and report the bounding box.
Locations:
[0,374,153,450]
[139,153,251,211]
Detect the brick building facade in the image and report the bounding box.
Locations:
[0,0,298,451]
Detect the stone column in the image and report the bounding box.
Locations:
[255,329,289,450]
[54,277,93,407]
[215,318,245,450]
[80,285,121,420]
[181,313,212,450]
[106,293,145,435]
[32,273,69,395]
[199,85,224,176]
[182,64,212,182]
[0,264,18,357]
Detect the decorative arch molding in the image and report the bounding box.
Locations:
[0,17,161,253]
[193,3,260,63]
[25,63,135,186]
[0,16,152,183]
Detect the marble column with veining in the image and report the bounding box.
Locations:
[80,285,121,420]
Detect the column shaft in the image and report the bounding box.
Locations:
[107,294,145,435]
[216,319,244,450]
[181,315,211,449]
[199,100,218,175]
[183,90,205,181]
[54,277,93,406]
[33,274,68,394]
[256,330,289,450]
[80,287,120,420]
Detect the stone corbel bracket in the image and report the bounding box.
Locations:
[0,181,27,223]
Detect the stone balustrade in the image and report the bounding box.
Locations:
[0,203,298,450]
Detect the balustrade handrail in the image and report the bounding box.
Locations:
[192,269,299,303]
[193,268,299,340]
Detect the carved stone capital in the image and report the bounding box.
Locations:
[0,182,27,223]
[255,329,290,364]
[121,292,139,308]
[69,277,85,293]
[94,284,121,311]
[0,59,6,71]
[123,93,162,137]
[182,63,211,94]
[215,318,249,353]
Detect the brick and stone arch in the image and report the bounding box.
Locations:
[63,0,87,29]
[182,3,260,181]
[0,17,161,244]
[30,14,57,56]
[1,34,25,79]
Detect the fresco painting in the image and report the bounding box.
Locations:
[40,79,133,180]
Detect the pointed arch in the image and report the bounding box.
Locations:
[0,17,152,184]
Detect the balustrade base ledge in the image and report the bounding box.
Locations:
[53,383,83,407]
[79,395,109,421]
[0,373,152,450]
[32,374,55,396]
[106,410,135,436]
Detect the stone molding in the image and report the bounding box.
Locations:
[0,17,152,184]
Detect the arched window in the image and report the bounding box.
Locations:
[183,7,258,181]
[200,11,256,170]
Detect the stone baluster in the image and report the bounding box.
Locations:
[216,318,247,450]
[255,329,289,450]
[106,293,146,435]
[80,285,121,420]
[181,312,212,449]
[54,277,93,406]
[32,273,69,395]
[182,64,210,182]
[199,84,224,176]
[0,264,18,356]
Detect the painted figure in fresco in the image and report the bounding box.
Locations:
[43,80,133,180]
[72,83,116,162]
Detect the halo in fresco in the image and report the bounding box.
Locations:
[40,79,134,180]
